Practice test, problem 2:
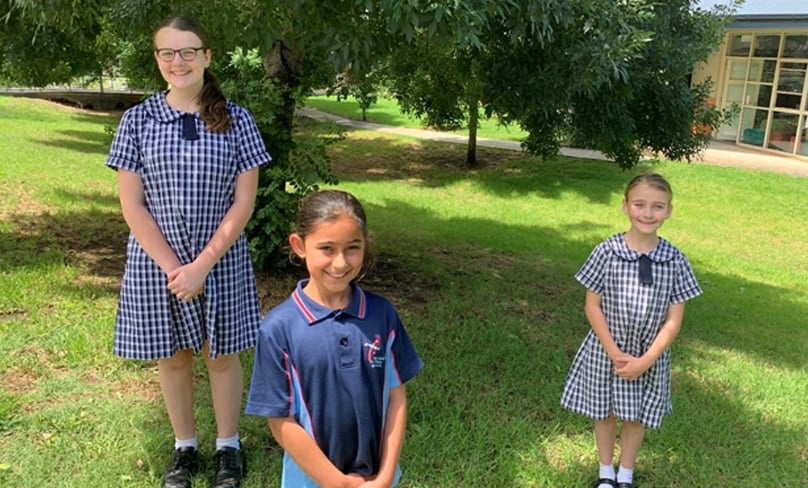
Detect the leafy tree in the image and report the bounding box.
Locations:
[330,69,381,122]
[3,0,739,265]
[386,38,486,165]
[487,0,737,168]
[560,0,737,167]
[384,0,652,167]
[220,48,339,269]
[0,1,110,86]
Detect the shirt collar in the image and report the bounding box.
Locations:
[291,279,367,325]
[606,233,677,263]
[143,91,187,123]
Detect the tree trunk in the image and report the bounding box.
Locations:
[263,39,304,155]
[466,102,478,167]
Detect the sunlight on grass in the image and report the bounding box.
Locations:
[306,94,529,141]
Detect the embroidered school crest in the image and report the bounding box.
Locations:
[364,335,383,368]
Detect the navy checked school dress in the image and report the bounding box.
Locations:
[560,233,702,429]
[106,92,271,360]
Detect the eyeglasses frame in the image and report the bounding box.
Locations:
[153,47,207,62]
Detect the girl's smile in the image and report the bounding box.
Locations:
[153,27,210,102]
[622,183,672,237]
[290,213,366,309]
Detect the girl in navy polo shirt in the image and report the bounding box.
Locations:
[106,16,270,488]
[246,190,424,487]
[561,174,702,488]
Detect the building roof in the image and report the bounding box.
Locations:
[697,1,808,29]
[698,1,808,16]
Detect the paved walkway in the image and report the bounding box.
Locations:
[299,107,808,178]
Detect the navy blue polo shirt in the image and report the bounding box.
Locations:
[246,280,424,487]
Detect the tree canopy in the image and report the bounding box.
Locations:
[3,0,735,168]
[2,0,738,265]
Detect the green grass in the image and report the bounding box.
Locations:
[305,94,529,141]
[1,95,807,487]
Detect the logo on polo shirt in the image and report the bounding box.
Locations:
[364,335,384,368]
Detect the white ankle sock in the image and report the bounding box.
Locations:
[174,436,198,450]
[599,463,615,486]
[617,465,634,484]
[216,433,240,450]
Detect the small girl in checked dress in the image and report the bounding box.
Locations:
[560,174,702,488]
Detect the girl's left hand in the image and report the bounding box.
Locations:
[166,263,207,301]
[358,480,390,488]
[355,473,394,488]
[613,354,651,380]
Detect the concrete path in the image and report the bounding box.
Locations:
[299,107,808,178]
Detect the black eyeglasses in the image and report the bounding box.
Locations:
[154,47,206,62]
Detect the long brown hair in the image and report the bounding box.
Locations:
[154,16,231,132]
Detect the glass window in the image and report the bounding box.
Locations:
[768,112,799,152]
[798,116,807,156]
[753,35,781,58]
[726,83,744,105]
[729,60,747,80]
[740,108,768,147]
[729,34,752,56]
[775,93,801,110]
[749,60,777,82]
[783,35,808,59]
[777,68,806,94]
[745,84,772,107]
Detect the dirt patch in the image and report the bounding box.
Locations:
[329,131,524,181]
[254,251,438,318]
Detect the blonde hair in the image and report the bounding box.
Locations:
[624,173,673,201]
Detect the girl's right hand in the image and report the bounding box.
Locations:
[345,473,368,488]
[611,352,630,371]
[166,262,207,301]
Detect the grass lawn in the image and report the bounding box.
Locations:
[305,94,529,142]
[1,96,806,487]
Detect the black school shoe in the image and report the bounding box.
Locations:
[162,446,198,488]
[213,441,247,488]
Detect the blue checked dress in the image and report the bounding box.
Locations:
[106,92,271,360]
[560,233,702,429]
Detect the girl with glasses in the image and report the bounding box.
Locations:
[105,15,270,488]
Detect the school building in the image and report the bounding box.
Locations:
[691,0,808,159]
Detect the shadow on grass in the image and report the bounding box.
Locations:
[30,128,112,156]
[0,205,127,297]
[327,125,640,204]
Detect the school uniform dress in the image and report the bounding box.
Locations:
[245,280,424,487]
[561,233,702,429]
[105,92,271,360]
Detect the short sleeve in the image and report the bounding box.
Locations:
[670,254,703,303]
[105,109,141,173]
[387,314,424,388]
[232,105,271,174]
[244,317,293,418]
[575,242,610,294]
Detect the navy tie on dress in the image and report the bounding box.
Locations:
[639,254,653,285]
[181,113,199,141]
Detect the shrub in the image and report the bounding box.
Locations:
[220,48,340,271]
